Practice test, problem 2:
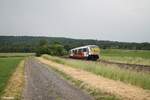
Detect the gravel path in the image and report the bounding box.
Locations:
[22,58,93,100]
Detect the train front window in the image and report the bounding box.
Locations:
[90,45,98,48]
[90,46,100,53]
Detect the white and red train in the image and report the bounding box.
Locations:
[69,45,100,60]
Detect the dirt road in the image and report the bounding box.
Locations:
[23,58,93,100]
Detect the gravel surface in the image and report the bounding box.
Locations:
[22,58,93,100]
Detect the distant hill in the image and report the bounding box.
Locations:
[0,36,150,52]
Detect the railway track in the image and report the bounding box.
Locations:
[99,59,150,73]
[63,57,150,73]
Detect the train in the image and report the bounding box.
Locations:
[69,45,100,60]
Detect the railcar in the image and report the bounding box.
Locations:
[69,45,100,60]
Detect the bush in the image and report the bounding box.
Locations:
[36,40,67,56]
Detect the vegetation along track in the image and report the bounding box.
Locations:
[99,59,150,73]
[63,57,150,73]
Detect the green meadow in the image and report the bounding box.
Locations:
[100,49,150,65]
[0,53,35,57]
[0,57,23,96]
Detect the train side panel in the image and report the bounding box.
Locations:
[69,45,100,60]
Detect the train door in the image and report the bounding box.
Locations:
[83,48,89,58]
[78,49,84,58]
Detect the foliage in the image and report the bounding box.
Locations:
[49,42,67,56]
[36,39,50,56]
[42,55,150,90]
[36,39,67,56]
[0,36,150,53]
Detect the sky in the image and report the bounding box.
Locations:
[0,0,150,43]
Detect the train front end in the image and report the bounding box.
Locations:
[87,45,100,60]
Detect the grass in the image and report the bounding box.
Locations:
[42,55,150,90]
[101,49,150,65]
[1,60,25,100]
[101,49,150,59]
[43,60,119,100]
[101,56,150,66]
[0,57,23,96]
[0,53,35,57]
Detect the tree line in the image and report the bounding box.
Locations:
[0,36,150,56]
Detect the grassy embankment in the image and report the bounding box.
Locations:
[0,57,23,97]
[42,55,150,90]
[101,49,150,65]
[46,62,119,100]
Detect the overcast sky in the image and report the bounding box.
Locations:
[0,0,150,42]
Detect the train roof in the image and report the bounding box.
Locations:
[70,45,99,51]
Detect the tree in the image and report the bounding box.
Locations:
[36,40,67,56]
[36,39,50,56]
[49,42,67,56]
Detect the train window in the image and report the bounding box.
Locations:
[83,48,87,52]
[90,46,100,52]
[78,49,82,53]
[74,50,77,54]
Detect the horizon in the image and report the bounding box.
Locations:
[0,35,149,43]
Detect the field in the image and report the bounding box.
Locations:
[0,57,23,96]
[42,55,150,90]
[0,50,150,99]
[101,49,150,65]
[0,53,35,57]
